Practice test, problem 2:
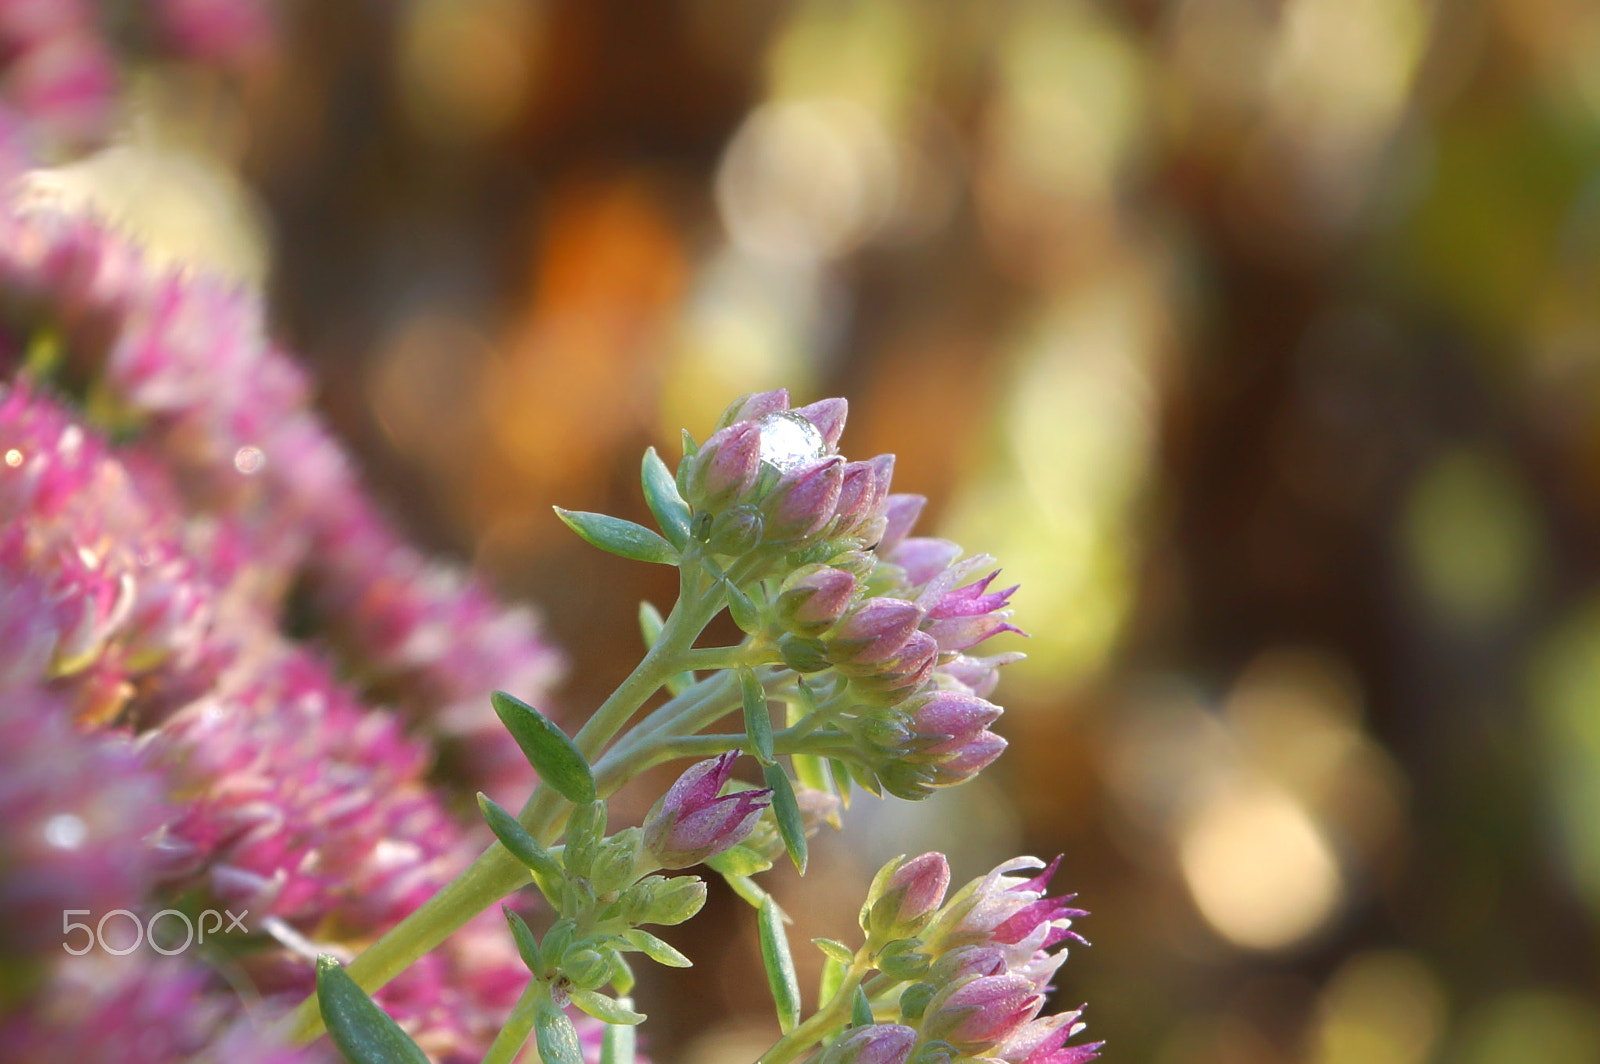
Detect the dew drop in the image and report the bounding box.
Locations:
[3,448,21,467]
[757,412,826,473]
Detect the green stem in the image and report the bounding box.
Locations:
[757,955,874,1064]
[480,980,546,1064]
[616,728,852,769]
[283,571,723,1047]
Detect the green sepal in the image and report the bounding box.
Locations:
[503,906,545,976]
[600,1008,638,1064]
[621,928,693,968]
[813,937,854,965]
[758,895,802,1034]
[677,429,699,496]
[740,665,775,764]
[763,763,809,874]
[315,955,431,1064]
[554,507,678,566]
[852,985,875,1028]
[534,995,585,1064]
[490,691,596,804]
[478,793,564,893]
[705,843,774,877]
[641,448,692,549]
[571,989,647,1026]
[724,579,762,633]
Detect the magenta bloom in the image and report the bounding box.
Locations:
[996,1008,1103,1064]
[643,753,772,869]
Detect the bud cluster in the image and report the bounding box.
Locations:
[826,853,1099,1064]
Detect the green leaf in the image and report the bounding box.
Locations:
[572,989,647,1026]
[535,996,585,1064]
[830,759,854,807]
[852,985,874,1028]
[621,928,693,968]
[819,955,845,1009]
[792,752,831,792]
[724,579,762,633]
[740,666,775,764]
[600,1010,638,1064]
[638,600,666,648]
[502,905,544,975]
[758,895,802,1034]
[611,952,637,996]
[763,763,809,874]
[642,448,692,549]
[490,691,596,803]
[705,843,774,877]
[813,938,854,965]
[478,793,564,888]
[315,955,431,1064]
[554,507,678,566]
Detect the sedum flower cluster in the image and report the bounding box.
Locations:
[294,389,1097,1064]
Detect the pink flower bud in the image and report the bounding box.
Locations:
[763,456,845,541]
[714,388,790,431]
[643,753,771,868]
[776,564,857,636]
[792,397,848,449]
[890,537,964,586]
[846,630,938,706]
[688,422,762,511]
[878,494,926,554]
[905,690,1003,742]
[883,852,951,925]
[827,598,923,665]
[925,728,1007,786]
[924,973,1045,1050]
[834,454,894,538]
[819,1024,917,1064]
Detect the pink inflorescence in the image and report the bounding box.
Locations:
[918,857,1101,1064]
[0,162,565,1056]
[0,199,563,799]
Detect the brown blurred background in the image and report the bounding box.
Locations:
[90,0,1600,1060]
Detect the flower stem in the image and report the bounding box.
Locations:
[283,569,722,1047]
[479,979,545,1064]
[756,955,874,1064]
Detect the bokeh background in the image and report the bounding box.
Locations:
[65,0,1600,1061]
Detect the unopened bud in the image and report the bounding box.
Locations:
[763,456,845,542]
[818,1024,917,1064]
[707,505,765,554]
[827,599,923,666]
[643,753,770,869]
[865,852,950,938]
[688,421,762,511]
[776,564,856,637]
